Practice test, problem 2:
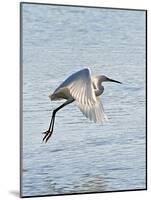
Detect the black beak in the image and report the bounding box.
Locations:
[108,78,122,84]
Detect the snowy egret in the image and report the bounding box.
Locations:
[43,68,122,142]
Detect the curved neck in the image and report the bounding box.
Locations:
[92,76,104,96]
[95,85,104,96]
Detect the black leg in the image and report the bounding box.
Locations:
[42,99,74,142]
[42,110,56,142]
[42,114,55,142]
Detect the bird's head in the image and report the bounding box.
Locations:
[100,75,122,84]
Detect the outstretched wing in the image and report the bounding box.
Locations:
[77,96,108,123]
[53,68,96,106]
[52,68,108,123]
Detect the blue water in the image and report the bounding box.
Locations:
[22,4,146,197]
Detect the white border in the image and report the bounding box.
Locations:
[0,0,149,199]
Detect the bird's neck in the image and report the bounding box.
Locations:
[95,85,104,96]
[92,76,104,96]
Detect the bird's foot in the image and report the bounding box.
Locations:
[42,129,52,143]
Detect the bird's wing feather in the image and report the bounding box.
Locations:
[76,96,108,123]
[52,68,108,123]
[54,68,96,105]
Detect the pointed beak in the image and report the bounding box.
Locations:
[108,78,122,84]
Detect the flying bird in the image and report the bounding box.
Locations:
[43,68,122,142]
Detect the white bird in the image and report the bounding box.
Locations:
[43,68,122,142]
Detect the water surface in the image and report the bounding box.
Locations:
[22,4,146,197]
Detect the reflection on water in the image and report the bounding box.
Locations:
[22,4,146,197]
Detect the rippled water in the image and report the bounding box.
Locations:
[21,3,146,197]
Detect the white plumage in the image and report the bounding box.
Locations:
[50,68,120,123]
[43,68,121,142]
[50,68,96,105]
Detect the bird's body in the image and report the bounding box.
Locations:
[43,68,121,142]
[50,68,107,123]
